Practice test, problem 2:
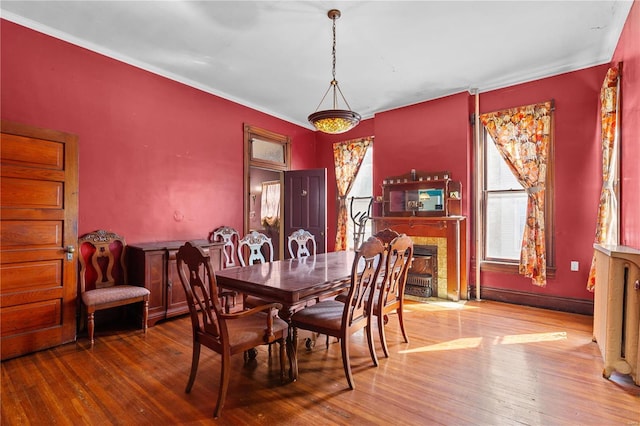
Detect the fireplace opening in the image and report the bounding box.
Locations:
[405,245,438,298]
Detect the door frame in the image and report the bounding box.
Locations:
[243,124,291,259]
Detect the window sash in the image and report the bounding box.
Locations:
[480,125,555,274]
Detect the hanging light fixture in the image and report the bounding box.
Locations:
[308,9,361,134]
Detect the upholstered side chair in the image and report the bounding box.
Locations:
[78,230,150,346]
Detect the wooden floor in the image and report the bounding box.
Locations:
[2,299,639,425]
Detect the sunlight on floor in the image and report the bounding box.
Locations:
[399,331,568,354]
[400,300,569,353]
[399,337,483,353]
[497,331,567,345]
[404,299,476,313]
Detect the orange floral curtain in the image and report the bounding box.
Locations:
[480,101,553,286]
[587,66,621,291]
[333,137,372,251]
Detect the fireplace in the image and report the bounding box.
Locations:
[405,245,438,298]
[372,216,467,301]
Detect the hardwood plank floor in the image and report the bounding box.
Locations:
[2,300,639,425]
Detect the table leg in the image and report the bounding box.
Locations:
[278,305,298,382]
[289,325,298,381]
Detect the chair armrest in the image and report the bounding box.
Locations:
[220,302,282,319]
[221,302,283,343]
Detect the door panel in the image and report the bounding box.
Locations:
[284,169,327,256]
[1,120,78,360]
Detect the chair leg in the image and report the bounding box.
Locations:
[378,312,390,358]
[290,327,299,382]
[340,334,355,390]
[397,306,409,343]
[142,300,149,334]
[214,350,231,419]
[278,338,286,383]
[366,324,378,367]
[87,309,95,347]
[185,340,201,393]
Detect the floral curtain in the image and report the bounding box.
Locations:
[333,137,372,251]
[587,66,621,291]
[260,180,280,228]
[480,101,553,286]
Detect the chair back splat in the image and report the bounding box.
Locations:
[176,241,289,419]
[209,226,240,268]
[287,229,317,259]
[237,231,274,266]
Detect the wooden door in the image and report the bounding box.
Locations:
[1,120,79,360]
[284,169,327,256]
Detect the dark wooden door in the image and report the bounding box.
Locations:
[284,169,327,256]
[1,120,79,360]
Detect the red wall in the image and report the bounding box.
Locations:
[1,20,316,244]
[3,2,638,305]
[612,0,640,249]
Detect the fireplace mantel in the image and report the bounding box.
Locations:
[372,216,467,301]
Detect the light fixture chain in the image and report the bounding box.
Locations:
[332,15,336,81]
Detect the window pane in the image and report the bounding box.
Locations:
[486,135,522,190]
[485,192,527,260]
[252,138,284,163]
[347,147,373,250]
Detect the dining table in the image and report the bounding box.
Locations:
[215,250,358,380]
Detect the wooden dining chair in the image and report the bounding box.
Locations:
[332,227,401,348]
[209,225,240,268]
[237,230,274,266]
[78,230,150,346]
[208,225,241,312]
[175,241,289,419]
[287,229,317,259]
[373,234,413,357]
[290,237,385,389]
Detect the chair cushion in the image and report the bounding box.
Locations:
[227,312,288,350]
[244,295,273,309]
[82,285,150,307]
[291,299,344,331]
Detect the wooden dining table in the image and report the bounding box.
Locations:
[215,250,357,380]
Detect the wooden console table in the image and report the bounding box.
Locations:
[127,239,224,326]
[372,216,467,301]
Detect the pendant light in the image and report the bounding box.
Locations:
[308,9,361,134]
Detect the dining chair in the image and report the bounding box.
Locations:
[175,241,289,419]
[290,236,385,389]
[78,230,150,346]
[237,230,274,266]
[332,227,401,348]
[209,225,240,268]
[373,234,414,357]
[209,225,241,312]
[287,229,317,259]
[373,228,400,247]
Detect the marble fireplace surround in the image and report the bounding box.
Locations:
[371,216,468,301]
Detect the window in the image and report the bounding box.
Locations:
[484,132,527,261]
[481,128,555,273]
[346,147,373,251]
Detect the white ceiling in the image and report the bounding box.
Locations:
[1,1,633,130]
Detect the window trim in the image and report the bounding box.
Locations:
[479,124,556,275]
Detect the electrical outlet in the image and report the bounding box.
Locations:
[570,261,579,271]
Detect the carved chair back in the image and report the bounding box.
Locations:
[209,226,239,268]
[287,229,317,259]
[237,231,274,266]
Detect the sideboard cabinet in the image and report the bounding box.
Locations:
[127,239,223,326]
